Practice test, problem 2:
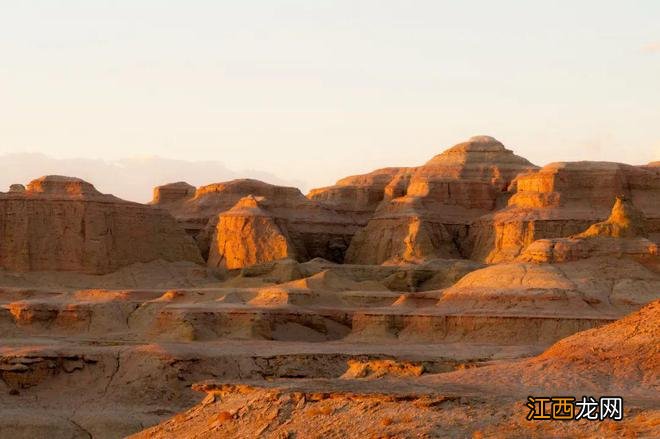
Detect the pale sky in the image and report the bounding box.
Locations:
[1,1,659,202]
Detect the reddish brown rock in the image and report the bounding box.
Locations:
[0,176,203,274]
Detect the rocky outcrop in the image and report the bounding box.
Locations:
[468,161,660,263]
[519,197,657,263]
[0,176,203,274]
[345,205,459,265]
[308,167,413,225]
[208,196,297,269]
[151,182,195,205]
[345,136,538,264]
[154,179,360,264]
[152,179,298,237]
[575,195,647,238]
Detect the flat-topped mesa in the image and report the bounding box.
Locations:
[152,181,195,205]
[22,175,104,198]
[153,179,306,221]
[208,196,297,269]
[469,161,660,263]
[155,178,360,264]
[0,176,203,274]
[508,161,655,210]
[345,136,538,264]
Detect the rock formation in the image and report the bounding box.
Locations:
[151,181,196,205]
[0,176,203,274]
[207,196,297,269]
[576,195,647,238]
[344,136,538,264]
[520,196,657,263]
[468,161,660,262]
[308,167,414,225]
[154,179,359,264]
[435,257,660,318]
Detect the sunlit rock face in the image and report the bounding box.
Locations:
[207,196,297,270]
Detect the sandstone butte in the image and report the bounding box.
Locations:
[152,178,358,264]
[0,136,658,438]
[0,175,202,274]
[146,135,659,270]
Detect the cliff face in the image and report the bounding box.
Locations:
[343,136,538,264]
[0,176,203,274]
[468,162,660,262]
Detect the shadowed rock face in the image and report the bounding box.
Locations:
[0,175,203,274]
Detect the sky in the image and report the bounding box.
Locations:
[1,0,659,202]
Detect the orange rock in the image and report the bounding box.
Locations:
[519,197,657,263]
[576,195,647,239]
[469,162,660,263]
[155,179,359,264]
[345,136,537,264]
[308,167,414,225]
[207,196,297,269]
[0,176,203,274]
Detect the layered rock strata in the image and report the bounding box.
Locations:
[344,136,538,264]
[468,161,660,262]
[154,179,359,264]
[0,176,202,274]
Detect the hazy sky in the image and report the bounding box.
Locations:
[1,0,659,201]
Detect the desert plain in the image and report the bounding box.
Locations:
[0,136,658,438]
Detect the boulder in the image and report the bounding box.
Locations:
[0,176,203,274]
